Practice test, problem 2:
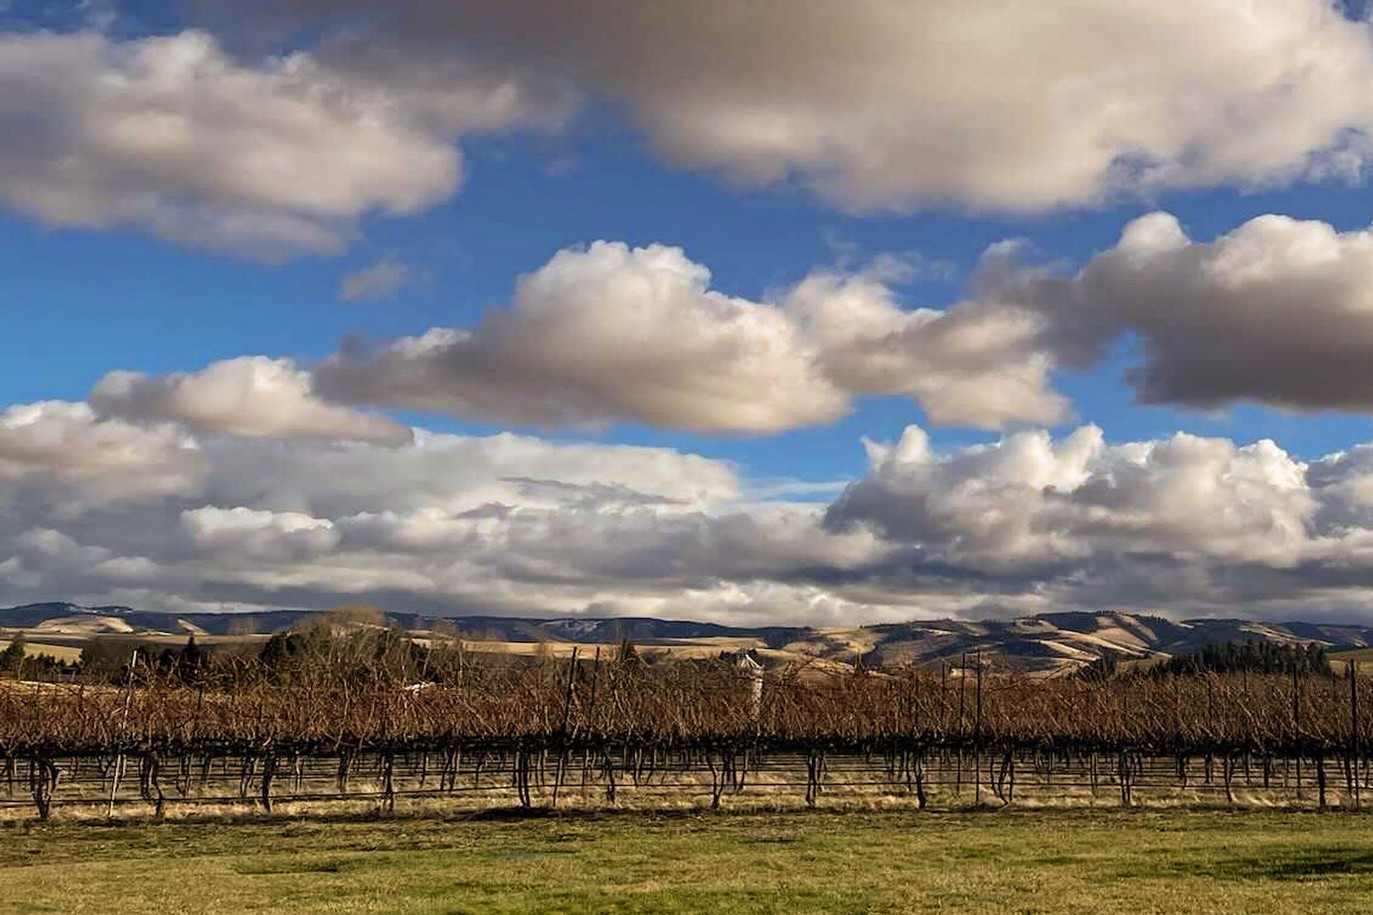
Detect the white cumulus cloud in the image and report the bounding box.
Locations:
[0,29,564,256]
[316,241,1062,432]
[91,357,412,445]
[0,400,201,503]
[828,425,1315,571]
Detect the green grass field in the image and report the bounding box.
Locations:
[3,809,1373,913]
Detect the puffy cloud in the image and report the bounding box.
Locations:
[91,357,412,444]
[1005,211,1373,413]
[828,425,1315,571]
[317,241,848,433]
[783,269,1066,428]
[340,258,410,301]
[821,425,1373,619]
[14,528,113,569]
[224,0,1373,211]
[0,401,200,502]
[181,506,341,560]
[316,241,1060,432]
[0,414,891,621]
[0,29,564,256]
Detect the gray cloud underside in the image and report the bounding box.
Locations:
[1009,212,1373,412]
[7,2,1373,252]
[201,0,1373,212]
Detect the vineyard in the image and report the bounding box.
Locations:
[4,639,1373,821]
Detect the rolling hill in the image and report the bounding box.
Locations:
[6,602,1373,674]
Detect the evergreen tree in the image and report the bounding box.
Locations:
[1,633,27,674]
[1149,639,1327,678]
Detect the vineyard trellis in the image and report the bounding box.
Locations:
[3,653,1372,820]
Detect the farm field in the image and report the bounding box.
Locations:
[2,809,1372,914]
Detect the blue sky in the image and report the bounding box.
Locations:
[9,1,1373,623]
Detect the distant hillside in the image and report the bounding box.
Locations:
[0,602,305,636]
[5,602,1373,675]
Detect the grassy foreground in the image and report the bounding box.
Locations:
[3,808,1373,914]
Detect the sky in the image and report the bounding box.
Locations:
[10,1,1373,625]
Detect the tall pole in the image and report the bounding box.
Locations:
[1350,660,1360,810]
[1292,665,1302,798]
[107,649,137,818]
[974,649,983,806]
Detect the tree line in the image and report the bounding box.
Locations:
[1078,640,1328,682]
